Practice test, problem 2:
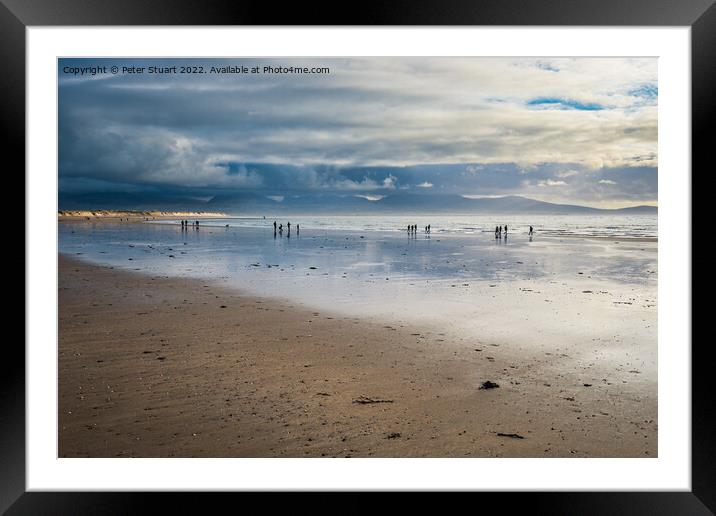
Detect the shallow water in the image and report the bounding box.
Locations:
[59,217,657,322]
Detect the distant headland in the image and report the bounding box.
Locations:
[58,210,227,220]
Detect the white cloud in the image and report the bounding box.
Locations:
[331,176,386,191]
[598,179,617,185]
[555,170,580,178]
[382,175,397,189]
[354,194,385,201]
[417,181,434,188]
[537,180,567,187]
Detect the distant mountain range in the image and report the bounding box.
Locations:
[60,191,657,215]
[205,193,657,215]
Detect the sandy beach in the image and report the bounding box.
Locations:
[59,250,656,458]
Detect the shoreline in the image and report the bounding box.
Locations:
[539,233,657,243]
[57,214,658,242]
[59,254,656,458]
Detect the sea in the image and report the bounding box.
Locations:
[147,213,657,239]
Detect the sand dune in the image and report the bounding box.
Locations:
[58,210,226,221]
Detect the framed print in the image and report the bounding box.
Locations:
[6,0,712,512]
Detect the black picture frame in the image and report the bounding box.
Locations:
[5,0,711,512]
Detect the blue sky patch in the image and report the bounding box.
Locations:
[535,61,560,72]
[629,84,658,100]
[527,97,604,111]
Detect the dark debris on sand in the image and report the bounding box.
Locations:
[352,396,394,404]
[479,381,500,390]
[496,432,525,439]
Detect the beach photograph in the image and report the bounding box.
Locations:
[58,57,657,458]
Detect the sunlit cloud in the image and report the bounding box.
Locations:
[537,180,567,187]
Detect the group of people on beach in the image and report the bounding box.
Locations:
[177,219,535,239]
[494,224,535,238]
[180,220,200,230]
[404,223,534,238]
[273,220,299,237]
[407,224,431,235]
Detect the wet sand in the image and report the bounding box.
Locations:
[59,254,656,458]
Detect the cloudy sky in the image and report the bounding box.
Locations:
[59,57,657,209]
